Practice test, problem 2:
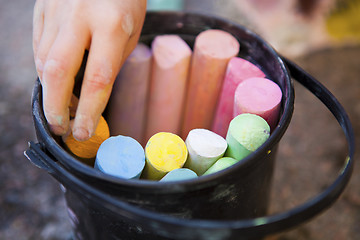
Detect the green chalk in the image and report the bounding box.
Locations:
[203,157,239,175]
[225,113,270,161]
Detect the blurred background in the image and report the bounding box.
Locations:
[0,0,359,239]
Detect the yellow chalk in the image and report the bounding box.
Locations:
[143,132,188,180]
[63,115,110,164]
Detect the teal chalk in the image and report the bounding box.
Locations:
[147,0,184,11]
[203,157,239,175]
[225,113,270,161]
[160,168,197,182]
[95,135,145,179]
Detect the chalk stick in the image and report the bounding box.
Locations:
[233,77,282,131]
[62,115,110,165]
[160,168,197,182]
[181,29,240,138]
[143,132,188,180]
[211,57,266,137]
[184,128,228,175]
[95,136,145,179]
[147,0,184,10]
[203,157,239,175]
[225,113,270,161]
[108,43,152,146]
[145,35,191,141]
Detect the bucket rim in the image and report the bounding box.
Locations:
[31,11,294,190]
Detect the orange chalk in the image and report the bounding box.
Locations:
[108,43,152,145]
[145,35,192,141]
[181,29,240,138]
[63,115,110,165]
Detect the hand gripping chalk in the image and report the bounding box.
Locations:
[212,57,266,137]
[203,157,239,175]
[234,77,282,132]
[95,136,145,179]
[143,132,188,180]
[225,113,270,161]
[160,168,197,182]
[63,115,110,166]
[184,129,228,175]
[181,29,240,138]
[145,35,192,141]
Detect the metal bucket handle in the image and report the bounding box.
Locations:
[25,58,355,239]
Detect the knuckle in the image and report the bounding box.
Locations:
[43,59,67,79]
[86,72,112,91]
[103,11,133,35]
[35,58,45,77]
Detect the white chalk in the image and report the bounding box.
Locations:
[184,128,228,175]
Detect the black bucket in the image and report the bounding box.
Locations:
[25,12,355,240]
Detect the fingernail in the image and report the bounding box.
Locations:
[73,127,91,141]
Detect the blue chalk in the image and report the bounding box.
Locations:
[160,168,197,182]
[95,135,145,179]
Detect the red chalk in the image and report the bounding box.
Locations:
[181,29,240,138]
[211,57,266,137]
[233,77,282,131]
[145,35,192,141]
[108,43,152,146]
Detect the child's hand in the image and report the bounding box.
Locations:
[33,0,146,141]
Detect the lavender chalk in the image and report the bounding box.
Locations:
[108,43,152,146]
[95,136,145,179]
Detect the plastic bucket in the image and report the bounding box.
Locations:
[24,12,355,240]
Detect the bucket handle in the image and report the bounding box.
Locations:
[24,58,355,239]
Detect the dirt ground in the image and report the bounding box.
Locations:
[0,1,359,239]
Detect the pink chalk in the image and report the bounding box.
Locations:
[181,29,240,139]
[233,77,282,131]
[108,43,152,146]
[211,57,266,137]
[145,35,192,141]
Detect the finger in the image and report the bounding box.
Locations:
[42,24,90,135]
[34,4,60,81]
[33,0,45,56]
[73,33,129,141]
